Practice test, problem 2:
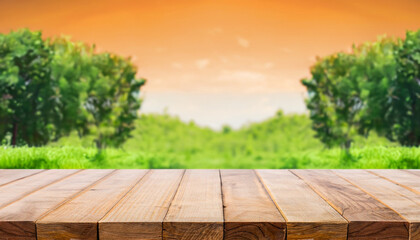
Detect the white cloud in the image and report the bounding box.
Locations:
[195,59,210,69]
[208,27,223,35]
[280,47,292,53]
[155,47,166,53]
[237,36,250,48]
[263,62,274,69]
[219,56,229,63]
[217,70,266,83]
[171,62,183,69]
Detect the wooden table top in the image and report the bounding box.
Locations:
[0,169,419,240]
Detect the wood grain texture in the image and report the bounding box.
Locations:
[36,170,148,240]
[163,170,223,240]
[335,169,420,240]
[407,170,420,178]
[412,224,420,240]
[0,170,79,209]
[221,170,286,240]
[292,169,409,240]
[370,170,420,195]
[0,169,44,187]
[99,169,185,240]
[257,170,347,240]
[2,169,420,240]
[0,169,113,240]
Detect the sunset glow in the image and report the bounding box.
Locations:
[1,0,419,127]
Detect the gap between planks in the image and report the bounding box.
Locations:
[292,169,410,239]
[36,170,149,240]
[334,169,420,239]
[0,169,115,239]
[98,169,186,240]
[1,170,419,240]
[0,169,45,187]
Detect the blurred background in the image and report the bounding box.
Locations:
[1,0,419,128]
[0,0,419,169]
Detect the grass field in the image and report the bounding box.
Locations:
[1,112,419,169]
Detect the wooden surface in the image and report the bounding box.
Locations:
[0,169,113,239]
[0,169,44,187]
[257,170,347,240]
[370,169,420,194]
[37,170,148,240]
[335,170,420,239]
[221,170,286,240]
[292,169,409,239]
[0,169,79,209]
[163,170,224,240]
[0,169,420,239]
[99,169,185,240]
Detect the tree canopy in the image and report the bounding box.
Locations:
[0,29,145,147]
[302,29,420,148]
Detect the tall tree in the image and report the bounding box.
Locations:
[0,29,57,146]
[302,53,361,149]
[386,30,420,145]
[353,38,399,137]
[84,53,146,149]
[302,30,420,148]
[49,37,92,140]
[0,29,146,147]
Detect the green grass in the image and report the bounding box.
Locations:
[1,112,419,169]
[1,145,419,169]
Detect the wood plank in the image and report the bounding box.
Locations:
[370,170,420,194]
[257,170,347,240]
[0,169,44,187]
[335,169,420,240]
[36,169,148,240]
[99,169,185,240]
[163,170,223,240]
[292,169,409,239]
[407,170,420,178]
[0,169,113,240]
[0,169,79,209]
[221,170,286,240]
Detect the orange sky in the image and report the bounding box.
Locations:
[1,0,420,128]
[1,0,419,94]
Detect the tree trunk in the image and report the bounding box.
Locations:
[11,122,18,146]
[95,139,102,150]
[95,132,104,151]
[344,139,352,149]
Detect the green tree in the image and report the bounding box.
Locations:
[49,37,92,140]
[84,53,146,149]
[302,37,399,149]
[0,29,57,146]
[0,29,146,148]
[353,38,399,137]
[302,53,361,149]
[385,30,420,145]
[303,30,420,148]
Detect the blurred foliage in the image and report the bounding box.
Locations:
[2,113,416,169]
[0,29,145,148]
[386,30,420,145]
[302,29,420,148]
[1,29,418,169]
[0,29,55,146]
